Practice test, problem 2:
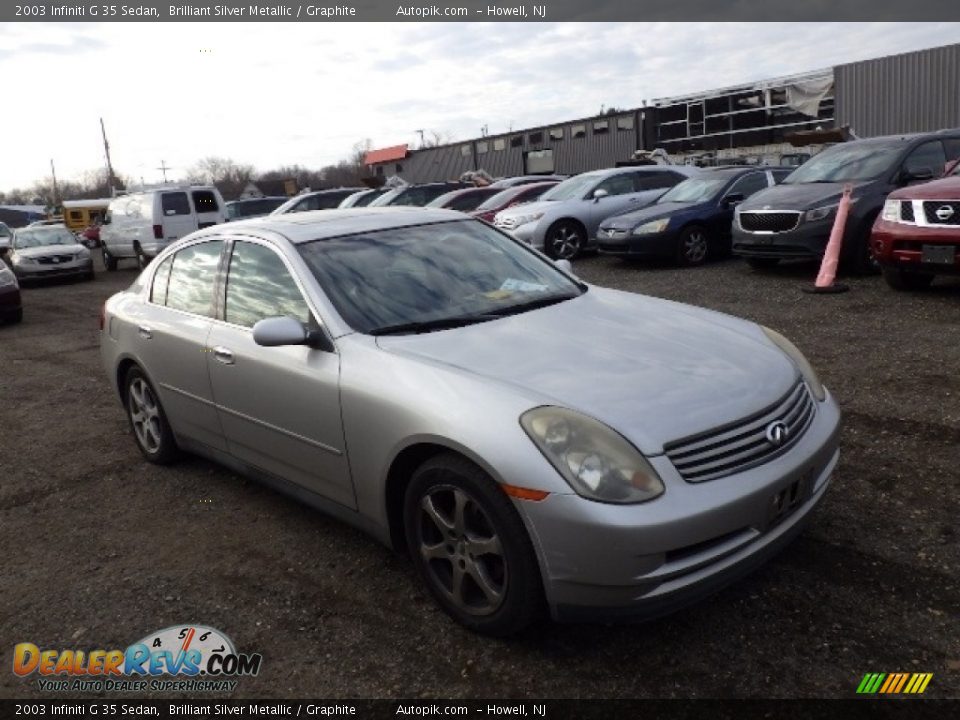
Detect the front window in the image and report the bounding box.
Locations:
[14,227,76,248]
[225,242,311,328]
[540,173,602,202]
[658,175,731,204]
[298,220,583,335]
[783,141,906,183]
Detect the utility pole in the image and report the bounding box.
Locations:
[156,160,172,183]
[101,117,118,195]
[50,159,60,210]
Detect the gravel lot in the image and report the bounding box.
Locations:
[1,253,958,700]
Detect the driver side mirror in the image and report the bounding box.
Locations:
[592,188,609,202]
[253,316,333,352]
[721,192,745,208]
[900,166,935,185]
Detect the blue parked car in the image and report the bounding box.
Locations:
[597,166,792,265]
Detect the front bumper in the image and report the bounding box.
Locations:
[14,257,93,280]
[517,389,841,621]
[732,216,832,260]
[872,219,960,275]
[496,221,539,248]
[597,229,678,257]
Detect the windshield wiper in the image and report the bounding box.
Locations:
[370,313,499,336]
[488,293,578,318]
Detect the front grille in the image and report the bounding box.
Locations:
[922,201,960,225]
[665,382,815,483]
[738,211,802,233]
[900,201,915,223]
[599,228,629,239]
[35,255,75,265]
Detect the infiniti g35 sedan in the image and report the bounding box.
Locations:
[100,208,841,635]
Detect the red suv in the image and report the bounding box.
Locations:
[872,161,960,290]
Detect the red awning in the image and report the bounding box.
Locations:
[363,144,408,165]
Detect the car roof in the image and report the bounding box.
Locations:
[205,207,467,244]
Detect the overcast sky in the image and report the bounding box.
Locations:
[1,22,957,190]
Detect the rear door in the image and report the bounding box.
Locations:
[191,189,224,229]
[136,240,227,451]
[159,192,198,242]
[206,239,353,508]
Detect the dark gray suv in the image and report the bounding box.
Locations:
[732,131,960,273]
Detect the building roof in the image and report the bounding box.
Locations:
[364,144,409,165]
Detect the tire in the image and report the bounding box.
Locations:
[403,453,544,636]
[676,225,710,266]
[883,267,934,291]
[124,367,179,465]
[746,257,780,270]
[102,246,118,272]
[848,213,881,276]
[544,220,586,260]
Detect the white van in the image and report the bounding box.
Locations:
[99,186,226,270]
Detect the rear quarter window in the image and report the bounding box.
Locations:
[161,192,191,216]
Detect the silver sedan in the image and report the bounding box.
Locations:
[9,225,95,282]
[101,208,840,635]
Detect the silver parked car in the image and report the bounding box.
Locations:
[101,208,840,635]
[9,225,94,282]
[494,166,701,259]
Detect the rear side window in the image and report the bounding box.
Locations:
[151,255,173,305]
[728,172,769,198]
[224,242,311,328]
[164,241,224,317]
[192,190,220,213]
[633,171,684,191]
[315,193,346,210]
[594,174,635,196]
[902,141,946,176]
[161,192,191,216]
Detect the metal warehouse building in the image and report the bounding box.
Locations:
[364,43,960,183]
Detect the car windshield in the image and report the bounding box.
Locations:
[539,173,601,201]
[14,227,76,248]
[298,219,583,335]
[474,187,525,212]
[783,142,905,183]
[658,175,731,203]
[369,188,403,207]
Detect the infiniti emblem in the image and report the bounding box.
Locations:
[935,205,955,221]
[765,421,790,447]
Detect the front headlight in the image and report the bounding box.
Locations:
[520,407,665,504]
[633,218,670,235]
[514,211,545,226]
[12,254,34,265]
[761,326,826,401]
[804,204,838,223]
[881,199,901,222]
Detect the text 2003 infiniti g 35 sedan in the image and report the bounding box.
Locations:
[101,208,840,635]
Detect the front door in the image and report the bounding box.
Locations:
[206,239,354,508]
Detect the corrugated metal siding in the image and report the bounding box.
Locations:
[393,144,476,183]
[475,134,524,178]
[835,44,960,137]
[550,114,640,174]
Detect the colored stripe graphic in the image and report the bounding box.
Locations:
[857,672,932,694]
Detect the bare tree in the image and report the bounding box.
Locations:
[186,156,255,200]
[420,130,454,149]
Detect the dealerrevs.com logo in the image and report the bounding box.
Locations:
[13,625,262,693]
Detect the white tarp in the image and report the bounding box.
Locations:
[785,76,834,118]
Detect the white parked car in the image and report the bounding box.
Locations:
[100,186,226,270]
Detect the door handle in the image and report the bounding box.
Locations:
[138,325,153,340]
[212,346,235,365]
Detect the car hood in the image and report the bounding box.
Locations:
[739,181,874,212]
[601,201,703,229]
[376,287,798,455]
[15,244,86,258]
[889,175,960,200]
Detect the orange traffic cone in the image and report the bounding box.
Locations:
[803,183,852,294]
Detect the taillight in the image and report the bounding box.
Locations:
[99,302,106,331]
[153,224,163,239]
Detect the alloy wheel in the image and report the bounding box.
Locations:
[548,225,582,260]
[128,377,162,454]
[415,486,507,616]
[683,230,708,264]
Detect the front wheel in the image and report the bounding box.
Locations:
[544,220,586,260]
[404,454,543,636]
[883,267,934,291]
[124,367,179,464]
[102,246,118,272]
[676,226,710,266]
[135,245,150,270]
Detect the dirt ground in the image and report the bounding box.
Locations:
[1,253,958,700]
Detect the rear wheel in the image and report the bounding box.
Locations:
[135,244,150,270]
[403,453,543,636]
[676,226,710,266]
[544,220,586,260]
[746,257,780,270]
[102,246,118,272]
[124,367,179,464]
[883,267,935,291]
